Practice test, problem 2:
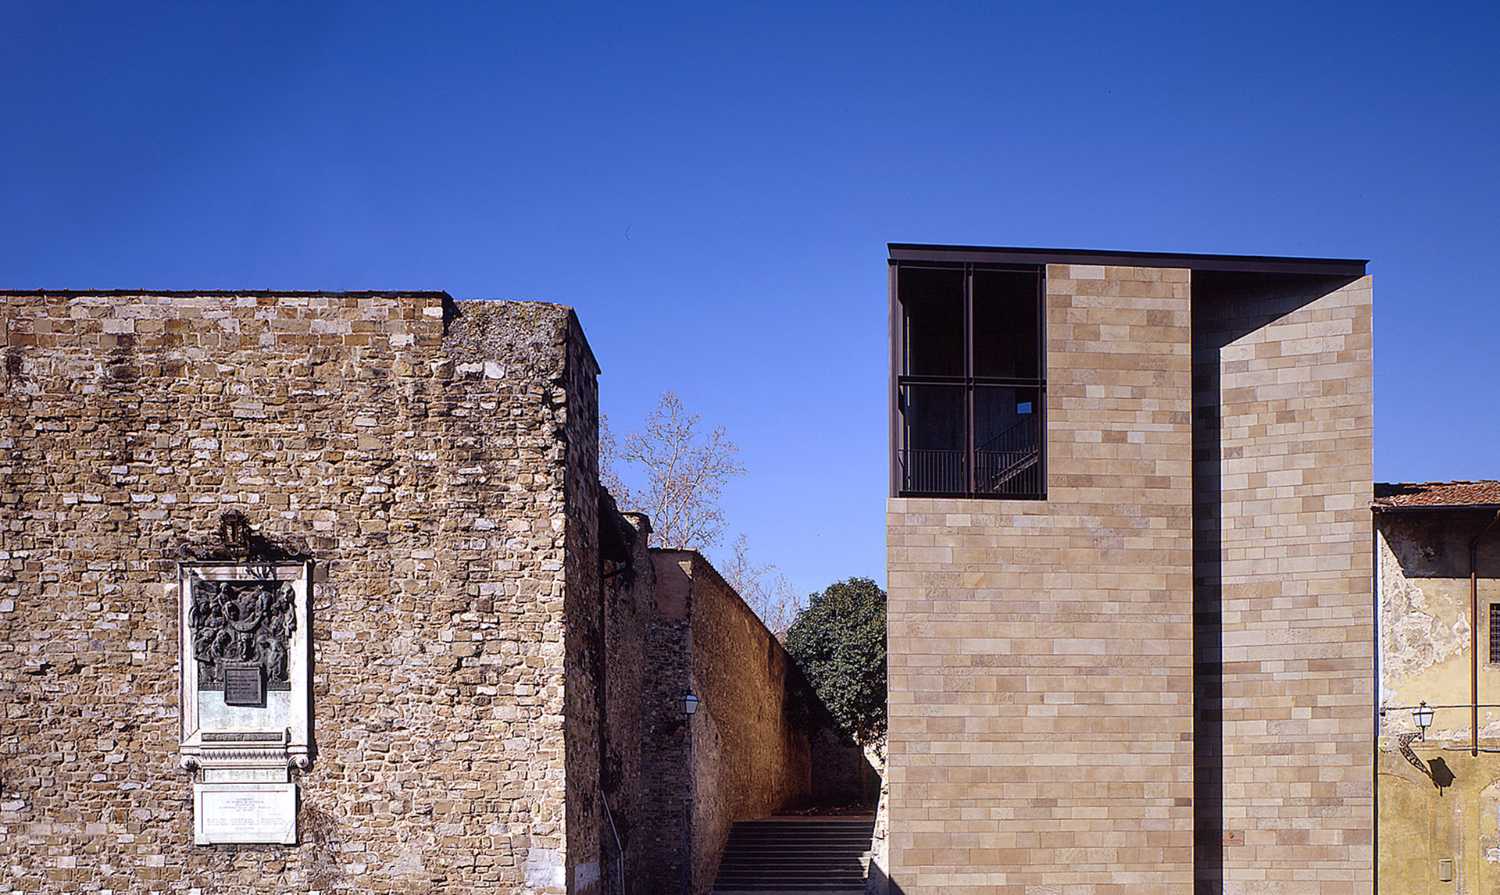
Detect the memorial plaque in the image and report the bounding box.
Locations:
[202,767,287,783]
[222,663,265,707]
[194,782,297,845]
[202,730,285,744]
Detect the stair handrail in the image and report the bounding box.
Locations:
[975,413,1040,455]
[602,792,626,894]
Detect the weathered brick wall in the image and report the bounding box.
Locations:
[887,264,1197,894]
[1193,273,1374,894]
[647,550,817,895]
[0,295,602,894]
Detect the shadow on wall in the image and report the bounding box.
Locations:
[642,549,877,895]
[1191,271,1360,895]
[1428,758,1456,792]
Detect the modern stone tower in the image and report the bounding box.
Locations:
[884,246,1374,895]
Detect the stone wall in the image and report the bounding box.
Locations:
[686,553,814,892]
[809,725,877,807]
[1193,273,1374,894]
[561,302,605,894]
[0,294,603,894]
[648,550,819,895]
[887,264,1197,895]
[1376,509,1500,894]
[638,548,695,895]
[599,506,655,892]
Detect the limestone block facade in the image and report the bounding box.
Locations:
[1194,271,1375,894]
[886,246,1374,895]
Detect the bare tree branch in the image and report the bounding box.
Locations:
[599,413,632,507]
[720,534,803,639]
[613,391,745,551]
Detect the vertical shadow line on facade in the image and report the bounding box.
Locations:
[1191,289,1225,895]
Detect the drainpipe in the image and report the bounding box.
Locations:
[1471,511,1500,757]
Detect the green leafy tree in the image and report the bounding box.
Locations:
[784,577,887,745]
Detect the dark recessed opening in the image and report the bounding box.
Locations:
[892,263,1046,499]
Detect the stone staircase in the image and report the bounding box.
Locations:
[711,816,875,894]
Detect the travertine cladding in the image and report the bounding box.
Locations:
[0,295,602,894]
[648,550,818,895]
[1193,274,1373,894]
[887,264,1197,895]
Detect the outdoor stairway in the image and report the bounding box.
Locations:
[711,816,875,894]
[984,446,1039,491]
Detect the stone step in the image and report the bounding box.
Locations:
[712,815,876,895]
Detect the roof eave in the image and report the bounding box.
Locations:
[887,243,1368,277]
[1371,504,1500,514]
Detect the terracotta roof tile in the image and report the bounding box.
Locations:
[1373,481,1500,510]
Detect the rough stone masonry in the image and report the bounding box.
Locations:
[0,293,850,895]
[0,295,603,893]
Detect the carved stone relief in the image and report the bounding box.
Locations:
[188,579,296,691]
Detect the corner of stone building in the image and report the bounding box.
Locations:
[558,303,608,895]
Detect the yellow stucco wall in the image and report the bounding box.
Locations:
[1378,744,1500,894]
[1380,511,1500,895]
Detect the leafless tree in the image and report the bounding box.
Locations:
[612,391,745,551]
[601,393,803,633]
[598,413,632,507]
[721,534,803,639]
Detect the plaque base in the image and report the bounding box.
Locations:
[194,782,298,845]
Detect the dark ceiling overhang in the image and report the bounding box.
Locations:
[888,243,1368,278]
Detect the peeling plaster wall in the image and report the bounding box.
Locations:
[1378,510,1500,895]
[1378,512,1500,739]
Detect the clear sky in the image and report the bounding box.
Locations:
[4,3,1497,598]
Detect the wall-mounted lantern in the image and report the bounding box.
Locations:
[1413,701,1435,740]
[681,693,700,717]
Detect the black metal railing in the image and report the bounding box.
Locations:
[898,448,967,495]
[602,794,625,895]
[899,416,1042,498]
[975,415,1042,497]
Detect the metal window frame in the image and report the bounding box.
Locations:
[1490,602,1500,666]
[890,260,1047,500]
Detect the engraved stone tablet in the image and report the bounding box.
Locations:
[222,664,265,707]
[194,782,297,845]
[202,767,288,783]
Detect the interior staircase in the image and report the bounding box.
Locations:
[711,816,875,894]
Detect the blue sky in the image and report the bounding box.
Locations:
[3,3,1497,598]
